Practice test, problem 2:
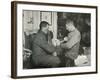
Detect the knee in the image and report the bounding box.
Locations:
[51,57,60,67]
[55,58,60,64]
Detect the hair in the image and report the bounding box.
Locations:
[65,19,74,25]
[39,21,49,30]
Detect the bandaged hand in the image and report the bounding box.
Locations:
[64,37,68,41]
[59,37,68,44]
[52,39,61,46]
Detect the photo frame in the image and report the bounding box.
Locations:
[11,1,98,78]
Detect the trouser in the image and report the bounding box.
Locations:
[58,53,75,67]
[65,57,75,67]
[31,54,60,68]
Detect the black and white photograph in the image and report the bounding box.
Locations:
[23,11,91,69]
[11,1,97,78]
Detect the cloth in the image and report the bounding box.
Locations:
[75,55,90,66]
[31,31,60,67]
[60,29,81,60]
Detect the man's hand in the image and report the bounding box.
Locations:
[56,39,61,46]
[59,37,68,44]
[52,52,57,56]
[23,48,32,61]
[64,37,68,41]
[52,39,57,46]
[52,39,61,46]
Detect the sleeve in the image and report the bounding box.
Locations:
[61,32,81,49]
[35,35,56,53]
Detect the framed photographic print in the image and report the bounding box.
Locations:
[11,1,98,78]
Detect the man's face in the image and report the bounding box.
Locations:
[65,22,75,31]
[43,24,49,34]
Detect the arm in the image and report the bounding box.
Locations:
[35,35,56,53]
[60,32,81,49]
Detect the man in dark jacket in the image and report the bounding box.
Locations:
[31,21,60,68]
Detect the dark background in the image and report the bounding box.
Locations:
[57,12,91,48]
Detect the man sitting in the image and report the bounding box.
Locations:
[31,21,60,68]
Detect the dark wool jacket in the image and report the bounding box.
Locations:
[31,31,56,62]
